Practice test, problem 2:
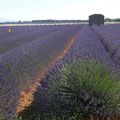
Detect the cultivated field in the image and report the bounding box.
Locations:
[0,24,120,120]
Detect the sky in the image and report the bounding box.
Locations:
[0,0,119,21]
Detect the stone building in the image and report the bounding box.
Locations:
[89,14,104,26]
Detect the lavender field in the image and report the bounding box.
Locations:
[0,24,120,120]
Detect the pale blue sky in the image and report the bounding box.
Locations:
[0,0,119,21]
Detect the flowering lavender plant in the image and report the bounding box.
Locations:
[45,60,120,120]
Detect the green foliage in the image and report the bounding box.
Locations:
[0,113,5,120]
[47,60,120,119]
[18,59,120,120]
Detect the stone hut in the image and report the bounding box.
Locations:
[89,14,104,26]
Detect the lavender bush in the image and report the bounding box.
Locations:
[45,60,120,120]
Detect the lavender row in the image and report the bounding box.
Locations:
[0,25,59,39]
[64,25,120,75]
[0,25,81,120]
[92,25,120,63]
[0,25,70,54]
[0,26,45,39]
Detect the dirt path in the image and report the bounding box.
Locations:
[16,32,78,115]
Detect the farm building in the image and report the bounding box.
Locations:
[89,14,104,26]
